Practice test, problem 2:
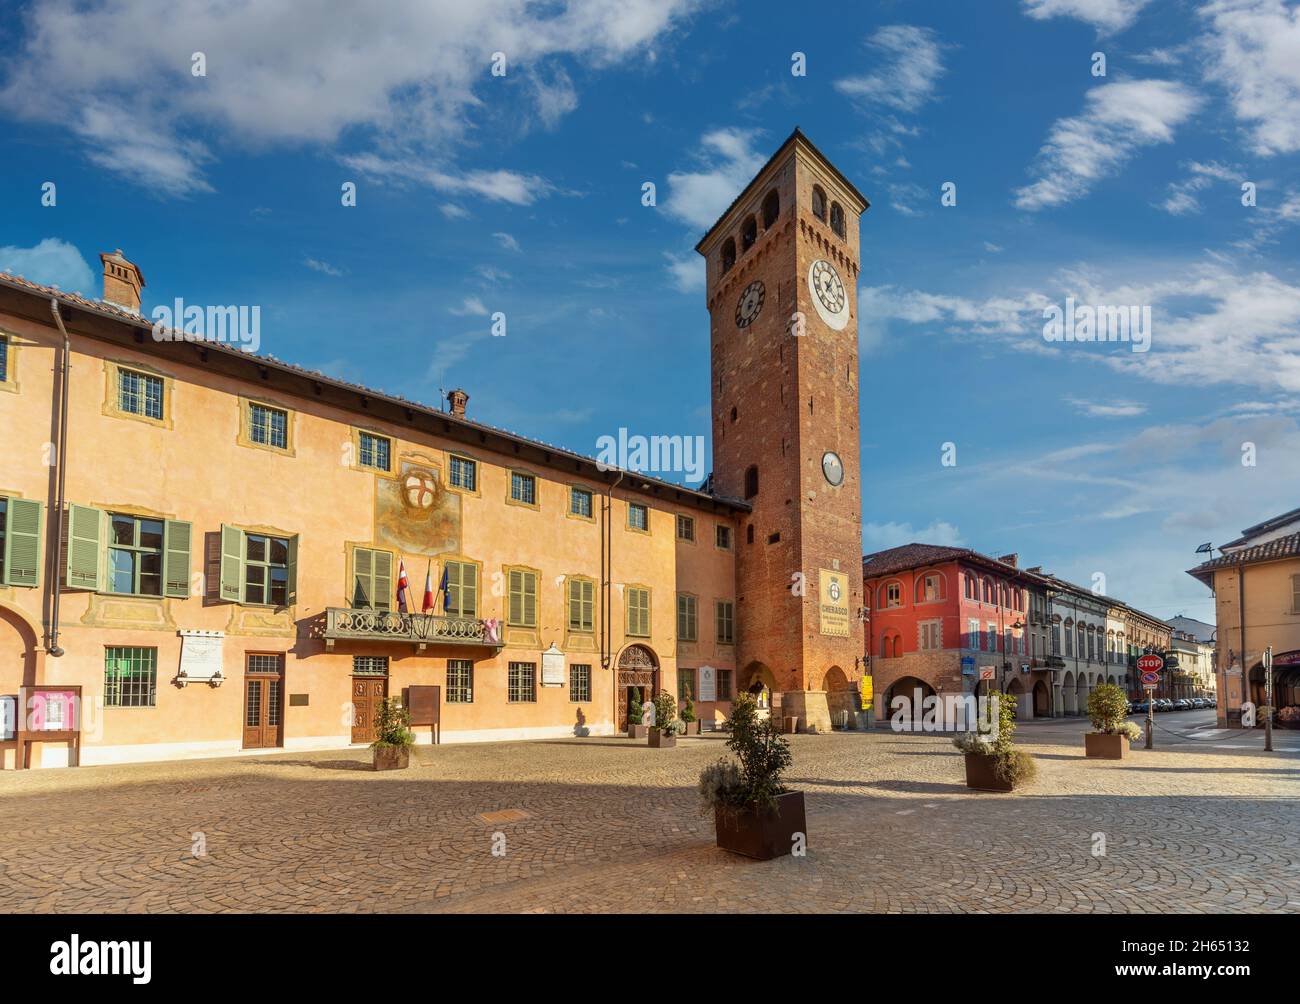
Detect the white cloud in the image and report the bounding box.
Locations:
[1198,0,1300,156]
[984,241,1004,253]
[0,238,95,293]
[1014,80,1201,210]
[663,252,703,292]
[1021,0,1151,32]
[439,203,470,220]
[448,296,488,316]
[834,25,948,114]
[1157,160,1242,215]
[862,520,964,551]
[0,0,697,196]
[303,257,345,277]
[1065,396,1147,417]
[340,154,552,205]
[492,231,521,252]
[664,127,767,230]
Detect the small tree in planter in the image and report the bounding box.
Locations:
[371,697,415,771]
[698,692,804,859]
[627,692,648,739]
[649,690,685,747]
[953,689,1037,792]
[1086,682,1142,759]
[680,689,700,735]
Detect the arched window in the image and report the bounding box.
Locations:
[830,202,845,238]
[721,238,736,275]
[811,186,827,222]
[762,189,780,228]
[741,216,757,251]
[743,465,758,499]
[880,581,902,609]
[917,573,943,603]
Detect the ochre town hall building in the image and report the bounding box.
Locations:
[0,129,869,767]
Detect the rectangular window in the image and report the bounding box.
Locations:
[716,600,735,645]
[508,661,536,703]
[677,593,698,642]
[570,663,591,703]
[118,368,163,420]
[1005,629,1013,656]
[676,514,695,541]
[508,568,538,627]
[570,487,593,518]
[352,655,388,676]
[568,578,595,632]
[921,621,942,650]
[107,513,164,596]
[250,402,288,449]
[510,471,536,506]
[1065,628,1074,656]
[626,586,650,637]
[0,334,8,382]
[1292,574,1300,614]
[628,502,648,531]
[358,431,391,471]
[923,575,940,602]
[968,618,981,650]
[104,647,157,708]
[444,560,478,619]
[716,669,733,702]
[351,546,392,611]
[245,533,290,606]
[987,624,997,652]
[447,659,473,703]
[449,455,477,491]
[678,668,696,702]
[715,525,732,550]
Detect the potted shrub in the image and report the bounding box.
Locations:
[627,692,649,739]
[1085,682,1142,758]
[371,697,415,771]
[953,690,1037,793]
[648,691,685,748]
[699,692,804,859]
[680,691,700,735]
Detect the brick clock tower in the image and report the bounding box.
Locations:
[697,129,867,732]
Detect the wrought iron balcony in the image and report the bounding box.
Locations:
[322,608,502,651]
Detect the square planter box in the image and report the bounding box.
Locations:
[963,752,1013,792]
[714,791,807,860]
[373,746,410,771]
[1085,732,1129,759]
[648,729,676,748]
[627,725,649,739]
[682,721,701,736]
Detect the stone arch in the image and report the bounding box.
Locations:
[1007,676,1029,719]
[0,603,41,692]
[1033,679,1051,717]
[616,644,659,733]
[1076,671,1090,714]
[1062,671,1077,715]
[821,665,857,728]
[740,661,777,712]
[885,675,934,728]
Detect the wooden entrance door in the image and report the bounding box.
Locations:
[243,655,285,748]
[351,676,387,744]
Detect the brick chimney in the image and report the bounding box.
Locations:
[998,553,1018,568]
[100,249,144,313]
[446,388,469,417]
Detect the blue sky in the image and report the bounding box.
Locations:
[1,0,1298,622]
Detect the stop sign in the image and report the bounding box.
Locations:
[1136,654,1163,673]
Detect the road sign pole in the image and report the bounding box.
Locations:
[1264,645,1274,753]
[1146,697,1153,749]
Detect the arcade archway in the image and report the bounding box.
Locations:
[616,644,659,732]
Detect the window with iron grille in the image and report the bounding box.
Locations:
[677,593,698,642]
[676,514,694,541]
[570,487,593,518]
[450,455,477,491]
[107,513,164,596]
[447,659,473,702]
[716,669,733,702]
[508,661,536,702]
[245,533,289,605]
[250,402,288,449]
[570,663,591,703]
[118,368,163,420]
[358,431,391,471]
[247,653,284,674]
[628,503,648,531]
[352,655,389,676]
[510,471,536,505]
[104,647,157,707]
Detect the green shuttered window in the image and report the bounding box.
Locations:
[1,498,42,588]
[445,561,477,618]
[351,547,393,611]
[626,587,650,638]
[568,578,594,632]
[508,569,537,627]
[219,524,297,606]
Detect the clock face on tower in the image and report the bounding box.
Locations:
[735,280,765,328]
[808,259,849,331]
[822,450,844,486]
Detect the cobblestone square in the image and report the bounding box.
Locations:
[1,716,1296,914]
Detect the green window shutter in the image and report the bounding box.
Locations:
[457,562,477,618]
[372,550,392,612]
[162,519,192,598]
[3,498,42,588]
[352,546,373,608]
[64,504,102,591]
[508,569,523,625]
[286,534,298,606]
[523,572,537,627]
[568,579,582,630]
[218,524,244,602]
[581,580,594,631]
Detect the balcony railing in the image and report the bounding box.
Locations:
[322,608,502,651]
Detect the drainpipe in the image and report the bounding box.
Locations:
[599,470,624,672]
[46,298,70,657]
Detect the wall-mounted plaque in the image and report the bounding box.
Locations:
[178,630,225,683]
[541,644,565,687]
[289,693,310,707]
[697,666,717,703]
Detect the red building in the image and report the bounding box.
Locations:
[863,544,1057,722]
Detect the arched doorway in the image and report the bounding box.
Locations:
[1076,673,1089,715]
[740,661,777,714]
[885,676,935,728]
[1062,672,1076,715]
[1248,655,1300,724]
[1033,679,1050,717]
[1007,677,1028,719]
[820,665,857,727]
[616,644,659,733]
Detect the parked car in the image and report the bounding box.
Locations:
[1174,699,1193,711]
[1156,699,1173,712]
[1131,699,1150,714]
